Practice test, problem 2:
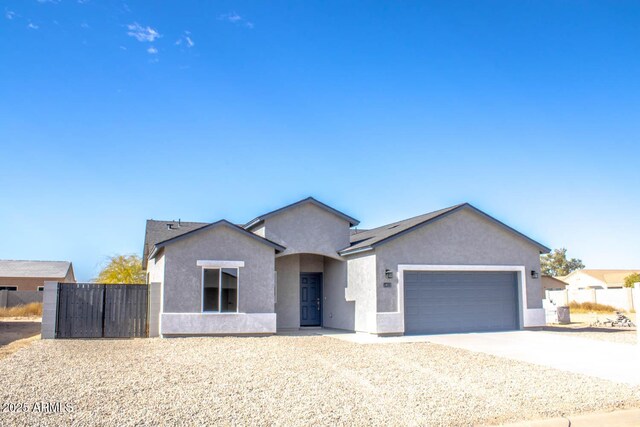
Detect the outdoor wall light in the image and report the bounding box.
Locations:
[385,269,393,279]
[531,270,539,279]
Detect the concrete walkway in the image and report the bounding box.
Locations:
[321,329,640,385]
[423,331,640,385]
[495,408,640,427]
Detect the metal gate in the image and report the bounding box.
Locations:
[56,283,148,338]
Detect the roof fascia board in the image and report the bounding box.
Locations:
[339,246,375,256]
[153,220,285,255]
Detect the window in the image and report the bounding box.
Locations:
[37,286,44,292]
[0,286,17,291]
[202,267,238,313]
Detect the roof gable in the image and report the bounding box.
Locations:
[149,220,285,260]
[244,197,359,229]
[341,203,550,255]
[143,219,208,268]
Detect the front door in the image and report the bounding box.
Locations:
[300,273,322,326]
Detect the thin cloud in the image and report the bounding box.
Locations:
[5,10,17,20]
[81,22,90,29]
[27,22,39,30]
[175,31,194,48]
[147,46,158,54]
[37,0,60,3]
[219,12,254,29]
[127,22,160,42]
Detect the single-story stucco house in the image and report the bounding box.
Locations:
[143,197,550,336]
[0,260,76,291]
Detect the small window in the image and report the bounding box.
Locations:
[202,267,239,313]
[0,286,17,291]
[37,286,44,292]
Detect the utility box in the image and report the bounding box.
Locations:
[557,306,571,324]
[543,301,571,325]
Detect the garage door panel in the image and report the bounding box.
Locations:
[404,271,518,334]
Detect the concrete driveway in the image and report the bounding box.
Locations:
[424,331,640,386]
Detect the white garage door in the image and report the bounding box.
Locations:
[404,271,519,334]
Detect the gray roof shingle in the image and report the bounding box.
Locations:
[0,260,72,278]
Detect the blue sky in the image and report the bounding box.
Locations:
[1,1,639,280]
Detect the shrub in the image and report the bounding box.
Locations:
[0,302,43,318]
[568,300,620,313]
[623,272,640,288]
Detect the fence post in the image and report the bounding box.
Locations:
[634,283,639,346]
[0,290,7,309]
[41,281,58,339]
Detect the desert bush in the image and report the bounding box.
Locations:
[568,300,620,313]
[0,302,43,318]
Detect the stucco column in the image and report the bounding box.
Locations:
[41,281,58,339]
[148,282,161,338]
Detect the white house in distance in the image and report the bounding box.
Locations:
[560,269,640,290]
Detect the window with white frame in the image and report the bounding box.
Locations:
[37,286,44,291]
[202,267,239,313]
[0,286,17,291]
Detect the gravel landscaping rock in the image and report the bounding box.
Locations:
[0,336,639,426]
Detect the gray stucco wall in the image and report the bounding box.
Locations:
[345,252,377,332]
[300,254,324,273]
[1,290,43,308]
[261,203,351,259]
[162,225,276,314]
[275,254,300,329]
[322,257,354,330]
[375,208,544,311]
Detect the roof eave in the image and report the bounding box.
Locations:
[342,203,551,255]
[154,220,286,253]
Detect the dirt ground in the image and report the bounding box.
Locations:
[0,318,41,359]
[544,311,637,344]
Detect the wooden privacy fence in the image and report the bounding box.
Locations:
[56,283,148,338]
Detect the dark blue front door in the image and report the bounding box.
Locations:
[300,273,322,326]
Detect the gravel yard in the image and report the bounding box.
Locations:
[544,312,637,345]
[1,335,639,426]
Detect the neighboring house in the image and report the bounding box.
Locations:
[541,275,567,300]
[542,275,567,292]
[0,260,76,291]
[561,269,640,290]
[144,197,550,336]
